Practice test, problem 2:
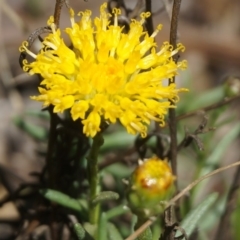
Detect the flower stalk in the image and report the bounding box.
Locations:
[87,132,104,224]
[46,106,59,189]
[167,0,183,227]
[135,217,152,240]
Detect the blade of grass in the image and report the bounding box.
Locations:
[175,192,218,238]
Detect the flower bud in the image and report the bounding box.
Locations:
[223,76,240,97]
[127,156,175,217]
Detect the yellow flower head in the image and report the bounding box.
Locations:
[19,3,187,138]
[127,156,175,216]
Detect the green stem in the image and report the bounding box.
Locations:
[135,217,152,240]
[46,106,59,189]
[87,132,104,224]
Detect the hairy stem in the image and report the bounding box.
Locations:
[87,132,104,224]
[53,0,65,27]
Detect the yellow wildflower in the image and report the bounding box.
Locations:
[19,3,187,138]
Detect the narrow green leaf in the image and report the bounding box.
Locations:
[176,193,218,238]
[101,131,135,151]
[13,117,47,140]
[131,215,138,234]
[92,191,119,205]
[40,189,82,212]
[152,219,162,240]
[98,213,108,240]
[105,204,129,220]
[105,163,133,178]
[83,222,97,239]
[107,222,123,240]
[73,223,86,239]
[194,123,240,200]
[204,123,240,173]
[136,227,152,240]
[186,86,224,112]
[200,193,227,231]
[26,110,50,120]
[231,190,240,239]
[73,222,95,240]
[135,218,153,240]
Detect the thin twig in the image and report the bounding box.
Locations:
[128,0,145,19]
[176,116,213,153]
[53,0,65,27]
[168,0,182,176]
[168,0,182,185]
[169,0,181,49]
[167,0,182,232]
[145,0,154,35]
[176,94,240,122]
[167,161,240,207]
[125,160,240,240]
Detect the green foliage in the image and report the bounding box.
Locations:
[26,110,50,120]
[13,116,47,140]
[231,190,240,239]
[176,193,218,238]
[73,223,94,240]
[136,227,152,240]
[92,191,119,205]
[73,223,87,240]
[193,123,240,202]
[101,131,135,152]
[107,222,123,240]
[40,188,84,212]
